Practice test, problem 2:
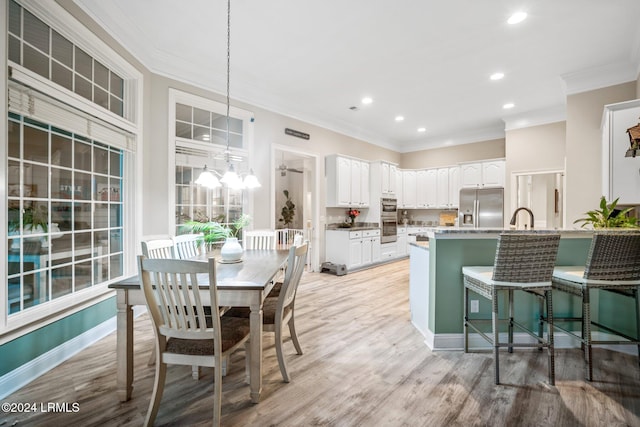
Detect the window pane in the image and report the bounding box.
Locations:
[51,133,73,167]
[193,125,210,142]
[52,30,73,68]
[110,230,122,252]
[23,44,49,78]
[94,60,109,89]
[74,74,92,101]
[94,146,109,175]
[109,254,123,279]
[51,202,72,232]
[9,35,21,64]
[75,261,93,291]
[8,119,20,158]
[74,140,92,171]
[74,204,92,231]
[52,61,73,91]
[52,266,73,299]
[176,103,191,122]
[94,86,109,110]
[110,151,121,176]
[110,178,122,201]
[94,203,108,229]
[110,72,123,98]
[75,46,92,79]
[110,96,123,116]
[23,125,49,163]
[23,10,49,54]
[193,108,210,126]
[110,204,122,227]
[51,167,72,199]
[9,0,21,37]
[176,121,191,138]
[74,171,92,201]
[27,163,49,198]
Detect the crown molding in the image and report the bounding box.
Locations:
[503,104,566,132]
[561,61,638,95]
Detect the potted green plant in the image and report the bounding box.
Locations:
[279,190,295,228]
[180,214,251,261]
[574,196,638,228]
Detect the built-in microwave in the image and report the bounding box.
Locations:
[381,198,398,216]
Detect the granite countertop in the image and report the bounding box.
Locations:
[326,222,380,231]
[422,228,595,239]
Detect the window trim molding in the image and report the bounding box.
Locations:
[2,0,142,335]
[167,88,255,233]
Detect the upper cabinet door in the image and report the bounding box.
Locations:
[350,159,362,206]
[448,166,460,208]
[389,164,397,194]
[482,160,505,188]
[337,156,352,206]
[360,161,370,207]
[461,163,482,187]
[402,170,417,208]
[436,168,449,208]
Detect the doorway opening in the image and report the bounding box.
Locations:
[271,146,319,271]
[512,170,565,230]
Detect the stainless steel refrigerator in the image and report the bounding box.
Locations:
[458,188,504,228]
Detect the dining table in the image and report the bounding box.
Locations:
[108,249,290,403]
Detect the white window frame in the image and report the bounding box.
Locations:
[0,0,143,340]
[168,89,256,234]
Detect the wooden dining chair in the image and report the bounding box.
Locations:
[141,236,175,259]
[173,233,204,259]
[243,229,276,250]
[225,242,308,382]
[137,256,250,427]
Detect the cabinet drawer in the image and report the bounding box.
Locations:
[362,229,380,237]
[349,231,362,239]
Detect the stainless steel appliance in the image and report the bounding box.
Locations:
[458,188,504,228]
[380,197,398,243]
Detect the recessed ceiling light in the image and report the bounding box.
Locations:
[395,116,404,122]
[490,72,504,81]
[417,127,426,133]
[507,11,527,25]
[503,103,515,109]
[361,97,373,105]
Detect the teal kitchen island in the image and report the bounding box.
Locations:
[408,229,637,351]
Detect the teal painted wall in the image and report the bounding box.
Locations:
[430,236,593,334]
[0,297,116,377]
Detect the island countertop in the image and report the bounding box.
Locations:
[417,228,594,239]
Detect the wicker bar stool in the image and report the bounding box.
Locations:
[463,232,561,385]
[552,231,640,381]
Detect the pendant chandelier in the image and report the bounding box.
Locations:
[196,0,260,190]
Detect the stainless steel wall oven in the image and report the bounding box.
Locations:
[381,198,397,243]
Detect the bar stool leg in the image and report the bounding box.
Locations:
[492,289,500,384]
[464,286,469,353]
[584,289,593,381]
[538,295,544,352]
[546,289,555,386]
[508,289,514,353]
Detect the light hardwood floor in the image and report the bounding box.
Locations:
[4,259,640,426]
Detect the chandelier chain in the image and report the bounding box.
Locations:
[225,0,231,159]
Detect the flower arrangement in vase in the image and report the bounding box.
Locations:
[347,208,360,225]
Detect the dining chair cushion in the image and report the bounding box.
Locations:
[166,316,250,355]
[225,297,291,325]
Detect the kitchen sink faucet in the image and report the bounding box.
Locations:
[510,207,535,230]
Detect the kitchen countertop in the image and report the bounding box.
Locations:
[418,228,595,239]
[326,222,380,231]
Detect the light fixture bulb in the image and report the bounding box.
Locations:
[490,72,504,81]
[503,103,515,109]
[395,116,405,122]
[361,97,373,105]
[417,127,426,133]
[195,165,221,188]
[243,169,261,189]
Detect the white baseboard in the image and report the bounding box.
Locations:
[0,306,147,400]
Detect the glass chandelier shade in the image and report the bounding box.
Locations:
[194,165,221,188]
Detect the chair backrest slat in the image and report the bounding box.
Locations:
[173,233,205,260]
[142,238,175,259]
[244,230,276,250]
[492,233,560,283]
[584,231,640,280]
[279,242,309,308]
[138,256,219,340]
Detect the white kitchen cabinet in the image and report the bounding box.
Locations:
[326,155,370,207]
[401,170,417,208]
[325,229,381,271]
[396,226,408,257]
[602,99,640,205]
[436,168,449,208]
[482,160,505,188]
[460,160,505,188]
[378,161,397,195]
[395,168,403,207]
[449,166,460,208]
[416,169,437,208]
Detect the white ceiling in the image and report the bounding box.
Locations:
[74,0,640,153]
